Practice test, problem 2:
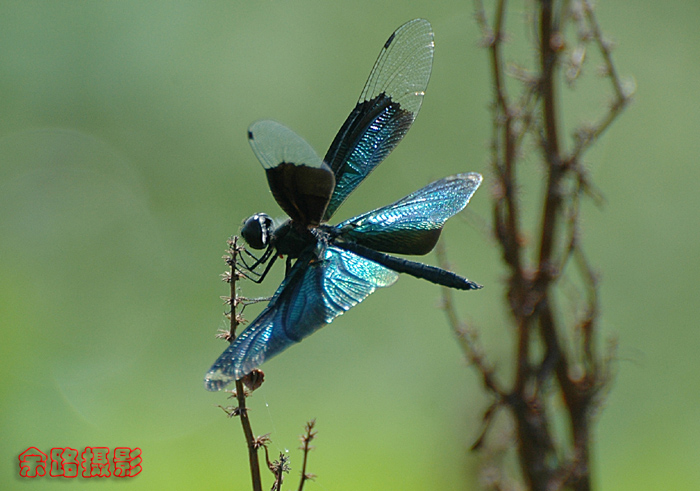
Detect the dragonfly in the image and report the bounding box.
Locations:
[205,19,482,391]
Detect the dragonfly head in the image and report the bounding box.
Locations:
[241,213,273,250]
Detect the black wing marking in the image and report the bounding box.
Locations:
[248,120,335,226]
[322,19,434,221]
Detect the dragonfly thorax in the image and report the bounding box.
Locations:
[241,213,273,250]
[204,20,486,391]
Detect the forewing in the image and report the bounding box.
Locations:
[335,173,482,255]
[248,120,335,226]
[204,246,398,389]
[322,19,434,220]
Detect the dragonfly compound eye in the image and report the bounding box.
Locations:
[241,213,273,249]
[205,20,482,391]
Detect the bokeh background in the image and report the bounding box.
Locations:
[1,1,698,489]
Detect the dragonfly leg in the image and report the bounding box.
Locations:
[238,245,274,273]
[238,253,280,284]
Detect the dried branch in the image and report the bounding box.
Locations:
[455,0,631,488]
[298,419,318,491]
[568,0,633,162]
[437,241,504,400]
[216,238,322,491]
[269,453,290,491]
[222,236,263,491]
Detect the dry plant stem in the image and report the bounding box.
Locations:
[234,379,261,491]
[448,0,630,489]
[568,0,630,162]
[272,457,284,491]
[226,237,263,491]
[536,3,594,489]
[297,419,317,491]
[437,242,503,401]
[437,242,505,452]
[479,0,524,278]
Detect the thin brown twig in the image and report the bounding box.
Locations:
[582,0,627,101]
[490,0,525,278]
[436,241,504,399]
[270,453,290,491]
[461,0,629,488]
[297,419,317,491]
[225,236,263,491]
[568,0,633,162]
[537,0,565,277]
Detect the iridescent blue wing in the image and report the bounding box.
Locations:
[204,246,398,389]
[334,173,482,255]
[322,19,434,221]
[248,120,335,227]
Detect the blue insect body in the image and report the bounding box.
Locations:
[205,19,482,390]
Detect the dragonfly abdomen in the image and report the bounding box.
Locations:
[336,240,481,291]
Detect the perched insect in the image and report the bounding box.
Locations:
[205,19,482,390]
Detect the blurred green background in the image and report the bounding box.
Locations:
[1,1,698,489]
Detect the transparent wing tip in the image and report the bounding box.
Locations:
[204,369,235,392]
[458,172,483,187]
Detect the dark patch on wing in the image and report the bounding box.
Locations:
[265,162,335,227]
